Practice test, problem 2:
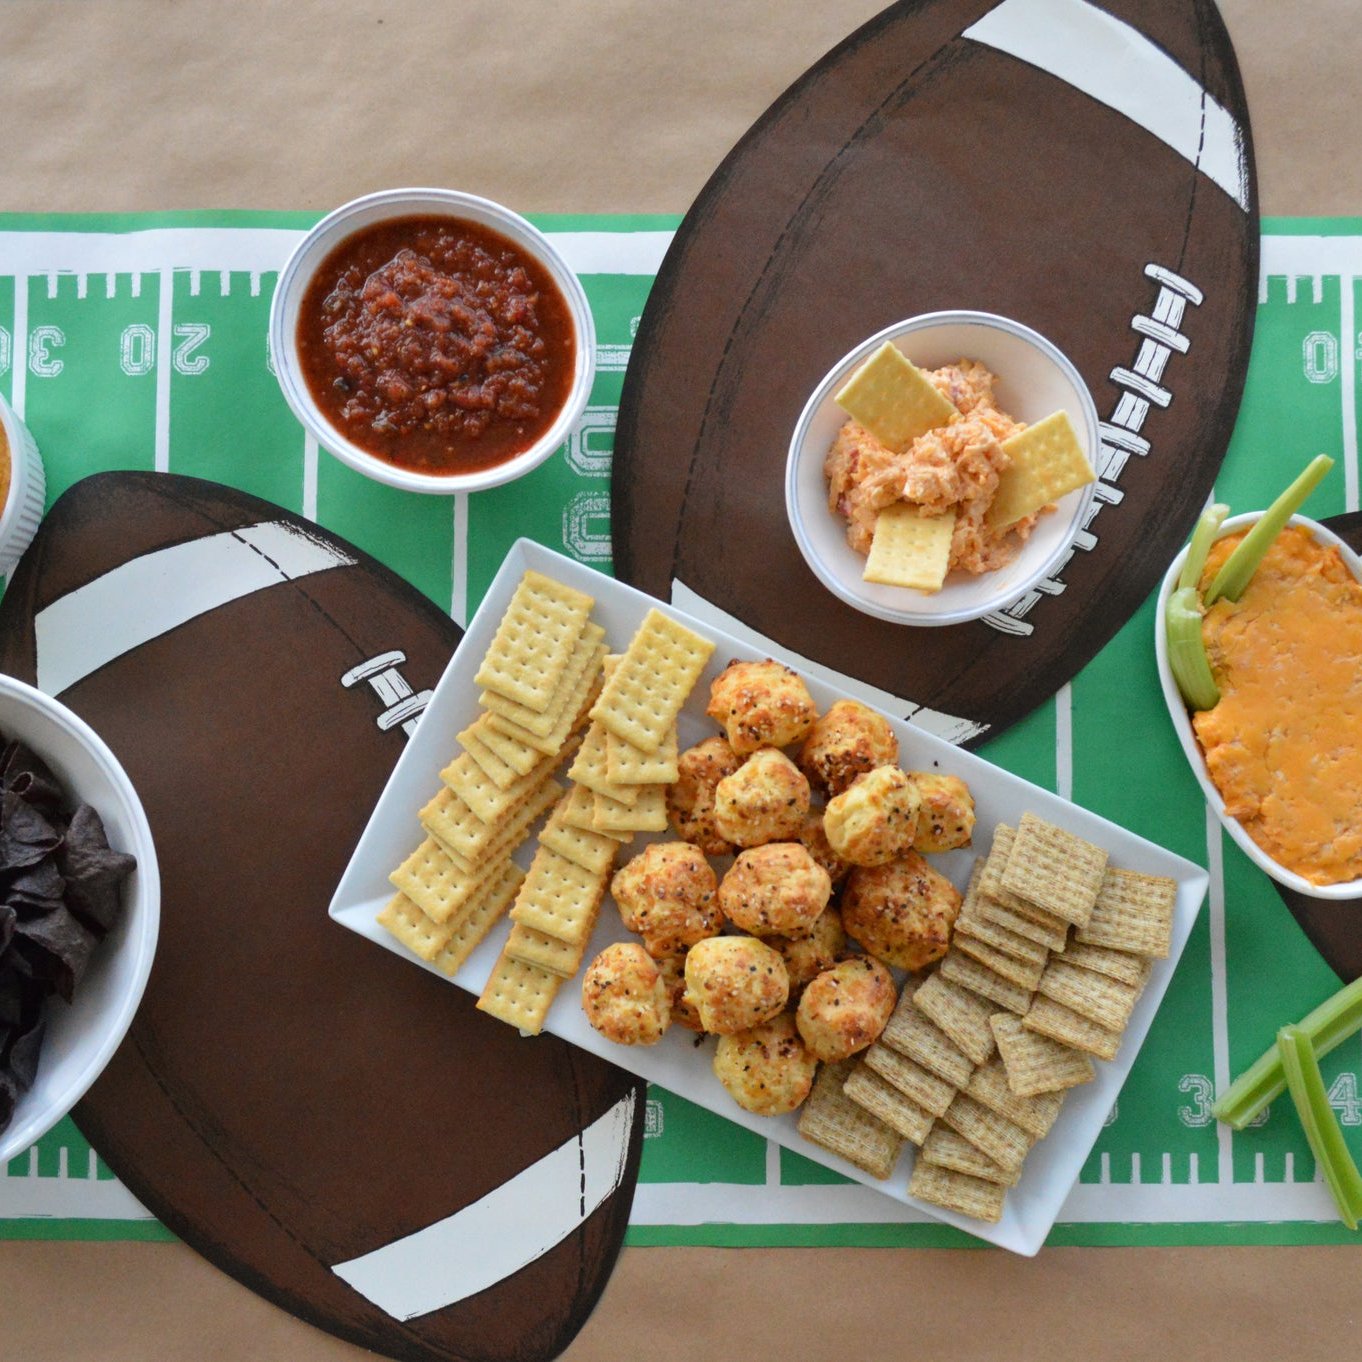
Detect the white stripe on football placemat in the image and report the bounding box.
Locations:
[964,0,1250,211]
[332,1094,635,1321]
[34,520,355,697]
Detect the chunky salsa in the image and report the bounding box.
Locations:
[296,215,576,476]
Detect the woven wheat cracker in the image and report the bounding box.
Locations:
[913,973,997,1066]
[939,949,1034,1015]
[991,1011,1096,1096]
[881,990,974,1089]
[796,1059,903,1180]
[1037,958,1139,1032]
[843,1066,934,1145]
[966,1057,1066,1137]
[954,934,1047,991]
[863,1042,957,1117]
[909,1159,1007,1223]
[1023,996,1122,1062]
[940,1092,1032,1173]
[1074,868,1176,957]
[1001,813,1108,928]
[920,1124,1019,1186]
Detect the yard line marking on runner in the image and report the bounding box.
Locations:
[1341,273,1359,512]
[450,493,469,628]
[11,274,28,419]
[1054,682,1073,801]
[154,268,173,473]
[1205,802,1233,1184]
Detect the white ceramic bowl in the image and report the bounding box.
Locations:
[785,312,1101,626]
[0,395,46,578]
[0,676,159,1162]
[270,188,596,496]
[1155,511,1362,901]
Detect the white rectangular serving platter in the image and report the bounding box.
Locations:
[331,538,1209,1255]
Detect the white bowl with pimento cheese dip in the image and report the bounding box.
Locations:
[1155,511,1362,901]
[785,312,1100,627]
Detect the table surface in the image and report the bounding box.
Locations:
[2,1,1359,1358]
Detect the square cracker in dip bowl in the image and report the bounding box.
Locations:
[785,311,1100,627]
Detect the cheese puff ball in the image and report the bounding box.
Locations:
[713,1013,818,1116]
[797,699,899,796]
[840,852,962,971]
[706,659,818,755]
[581,943,671,1046]
[822,766,921,866]
[909,772,977,853]
[666,736,742,856]
[767,905,848,995]
[657,954,705,1032]
[611,842,721,959]
[795,956,897,1063]
[798,808,851,886]
[719,842,831,938]
[683,935,789,1035]
[712,748,811,848]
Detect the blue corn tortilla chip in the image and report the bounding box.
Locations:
[0,790,61,870]
[1,741,66,820]
[58,805,135,935]
[0,735,137,1136]
[15,910,98,1004]
[5,859,66,916]
[7,1013,45,1092]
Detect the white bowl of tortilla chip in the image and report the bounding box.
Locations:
[785,311,1101,627]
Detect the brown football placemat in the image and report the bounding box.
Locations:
[613,0,1257,741]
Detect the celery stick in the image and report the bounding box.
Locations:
[1212,976,1362,1129]
[1178,503,1230,592]
[1204,454,1334,604]
[1165,587,1219,711]
[1277,1026,1362,1230]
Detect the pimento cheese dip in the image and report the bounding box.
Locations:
[1193,525,1362,885]
[824,360,1041,575]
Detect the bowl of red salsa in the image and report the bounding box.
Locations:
[270,188,595,494]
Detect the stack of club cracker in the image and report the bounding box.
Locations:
[378,570,603,985]
[797,812,1176,1222]
[477,606,716,1035]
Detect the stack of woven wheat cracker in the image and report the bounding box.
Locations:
[797,812,1176,1222]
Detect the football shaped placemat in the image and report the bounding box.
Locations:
[1275,510,1362,983]
[614,0,1258,741]
[0,473,644,1362]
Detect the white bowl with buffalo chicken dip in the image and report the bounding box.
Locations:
[785,312,1100,627]
[1155,512,1362,901]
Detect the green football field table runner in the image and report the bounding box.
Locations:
[0,210,1359,1249]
